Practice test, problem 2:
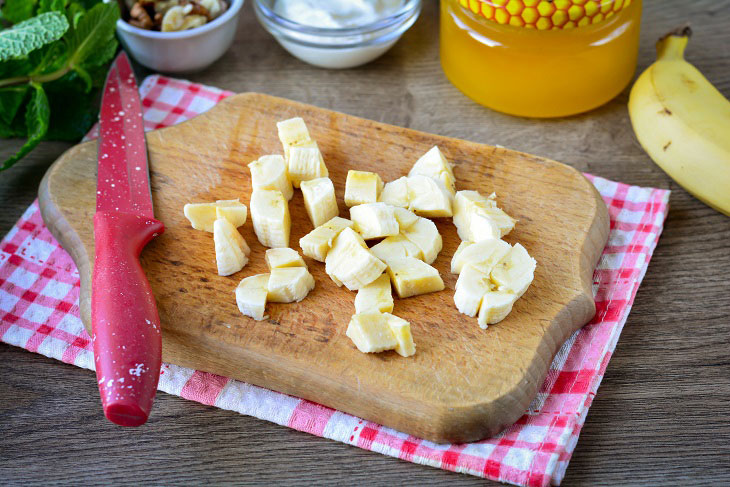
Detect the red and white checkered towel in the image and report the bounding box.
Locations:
[0,75,670,487]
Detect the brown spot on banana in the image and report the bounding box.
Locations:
[663,141,672,151]
[660,108,672,115]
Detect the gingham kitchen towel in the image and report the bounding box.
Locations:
[0,75,671,487]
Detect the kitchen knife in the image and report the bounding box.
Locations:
[92,52,164,427]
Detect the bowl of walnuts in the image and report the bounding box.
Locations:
[113,0,244,72]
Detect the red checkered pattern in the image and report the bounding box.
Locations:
[0,75,671,486]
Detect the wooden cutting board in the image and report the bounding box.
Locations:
[38,93,609,443]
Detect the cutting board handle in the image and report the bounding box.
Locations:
[91,211,164,426]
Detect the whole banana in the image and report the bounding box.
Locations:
[628,26,730,216]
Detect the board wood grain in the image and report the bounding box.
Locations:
[37,93,608,442]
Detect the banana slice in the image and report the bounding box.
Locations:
[184,199,247,232]
[213,217,250,276]
[215,204,248,229]
[300,177,338,227]
[346,313,399,354]
[345,312,415,357]
[325,227,386,290]
[406,175,453,218]
[250,189,291,248]
[265,248,306,270]
[453,190,515,241]
[370,234,423,263]
[277,117,311,147]
[354,273,393,314]
[401,216,442,264]
[490,243,536,297]
[387,313,416,357]
[299,216,353,262]
[408,146,456,195]
[248,155,294,201]
[345,170,384,207]
[266,267,315,303]
[350,202,399,240]
[392,207,419,230]
[386,257,444,298]
[450,238,511,274]
[453,265,492,317]
[379,176,409,208]
[235,273,270,321]
[478,291,517,329]
[287,141,328,188]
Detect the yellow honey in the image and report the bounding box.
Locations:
[441,0,642,117]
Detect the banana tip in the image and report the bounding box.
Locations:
[659,24,692,43]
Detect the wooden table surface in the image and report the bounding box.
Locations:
[2,1,729,484]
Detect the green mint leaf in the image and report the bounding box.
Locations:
[1,0,38,24]
[45,82,98,141]
[65,2,86,28]
[1,82,50,171]
[0,12,69,62]
[0,85,29,125]
[67,2,119,67]
[85,37,117,67]
[38,0,69,14]
[29,40,68,75]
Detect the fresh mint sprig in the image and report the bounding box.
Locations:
[0,0,120,171]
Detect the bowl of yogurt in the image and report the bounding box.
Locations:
[253,0,421,69]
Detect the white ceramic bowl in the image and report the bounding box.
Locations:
[253,0,421,69]
[112,0,244,73]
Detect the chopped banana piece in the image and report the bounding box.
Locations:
[345,312,416,356]
[370,234,423,263]
[300,177,338,227]
[408,146,456,195]
[345,170,384,207]
[250,189,291,248]
[248,155,294,201]
[386,257,444,298]
[386,313,416,357]
[392,207,419,230]
[299,216,354,262]
[350,202,399,239]
[490,243,536,297]
[267,267,315,303]
[453,190,515,241]
[379,176,409,208]
[235,274,270,321]
[401,216,442,264]
[477,291,517,328]
[325,227,386,290]
[277,117,311,146]
[215,204,248,229]
[450,238,511,274]
[213,218,250,276]
[354,274,394,314]
[454,265,492,317]
[287,141,328,188]
[184,199,247,232]
[265,248,306,270]
[346,313,398,354]
[406,175,453,218]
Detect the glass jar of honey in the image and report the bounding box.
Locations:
[440,0,642,118]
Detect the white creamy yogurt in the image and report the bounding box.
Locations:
[274,0,404,29]
[259,0,417,69]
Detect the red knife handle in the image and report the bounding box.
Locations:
[92,211,164,427]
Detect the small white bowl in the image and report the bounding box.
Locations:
[112,0,244,73]
[254,0,421,69]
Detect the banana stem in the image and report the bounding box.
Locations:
[656,25,692,60]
